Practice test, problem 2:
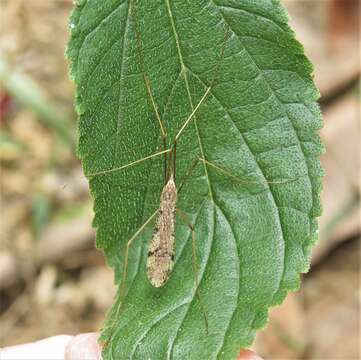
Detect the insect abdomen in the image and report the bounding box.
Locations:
[147,175,177,287]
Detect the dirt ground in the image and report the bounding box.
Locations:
[0,1,360,359]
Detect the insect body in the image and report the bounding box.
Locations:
[147,174,177,287]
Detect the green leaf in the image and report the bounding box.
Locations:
[67,0,324,359]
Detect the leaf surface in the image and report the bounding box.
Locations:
[67,1,323,359]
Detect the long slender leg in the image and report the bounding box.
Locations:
[177,155,295,200]
[177,157,200,194]
[131,2,168,182]
[177,208,209,335]
[173,29,231,143]
[104,209,159,345]
[199,158,297,185]
[86,148,171,177]
[173,142,177,181]
[174,87,212,142]
[131,2,167,139]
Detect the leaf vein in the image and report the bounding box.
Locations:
[212,203,240,360]
[76,1,125,75]
[85,38,121,90]
[217,4,287,32]
[114,1,132,167]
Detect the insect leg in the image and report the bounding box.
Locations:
[177,208,209,335]
[173,28,231,144]
[199,158,299,186]
[131,2,168,183]
[104,209,159,345]
[174,87,212,143]
[177,157,200,194]
[86,148,171,178]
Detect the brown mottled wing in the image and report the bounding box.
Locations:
[147,175,177,287]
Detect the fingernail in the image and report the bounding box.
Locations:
[65,332,102,360]
[238,349,264,360]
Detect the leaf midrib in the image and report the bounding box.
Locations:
[162,2,242,358]
[154,2,219,357]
